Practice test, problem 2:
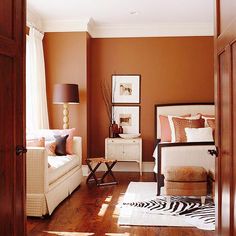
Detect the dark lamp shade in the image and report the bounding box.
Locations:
[53,84,80,104]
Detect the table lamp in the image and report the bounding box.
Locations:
[53,84,80,129]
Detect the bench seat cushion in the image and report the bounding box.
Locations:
[165,166,207,182]
[164,181,207,196]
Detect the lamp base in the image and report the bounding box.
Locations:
[63,103,69,129]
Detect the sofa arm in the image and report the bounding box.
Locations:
[73,136,82,163]
[26,147,48,194]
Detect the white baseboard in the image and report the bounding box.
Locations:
[82,161,154,176]
[82,165,90,176]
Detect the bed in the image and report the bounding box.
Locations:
[153,103,216,195]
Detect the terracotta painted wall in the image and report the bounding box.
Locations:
[43,32,90,162]
[90,36,214,162]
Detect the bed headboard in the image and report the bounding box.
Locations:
[155,103,215,140]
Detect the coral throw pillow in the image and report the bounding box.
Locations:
[45,141,56,156]
[159,114,190,142]
[65,128,75,155]
[172,117,205,142]
[26,137,45,147]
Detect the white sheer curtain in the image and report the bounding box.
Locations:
[26,27,49,131]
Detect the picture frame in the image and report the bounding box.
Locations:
[112,74,141,104]
[112,105,140,134]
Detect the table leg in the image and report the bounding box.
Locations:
[86,160,101,185]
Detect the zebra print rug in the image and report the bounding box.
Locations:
[118,182,215,231]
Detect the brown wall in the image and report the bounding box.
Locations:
[90,36,214,162]
[43,32,90,162]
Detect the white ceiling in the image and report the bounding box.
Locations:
[27,0,214,37]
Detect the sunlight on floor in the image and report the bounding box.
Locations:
[111,193,125,218]
[98,203,109,216]
[105,233,130,236]
[45,232,94,236]
[112,206,120,218]
[105,196,112,202]
[44,231,130,236]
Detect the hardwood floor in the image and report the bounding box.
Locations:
[27,172,214,236]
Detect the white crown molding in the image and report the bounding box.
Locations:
[43,19,90,32]
[27,7,43,31]
[42,18,213,37]
[88,22,214,38]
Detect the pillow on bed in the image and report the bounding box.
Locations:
[207,119,216,138]
[169,114,201,142]
[159,114,190,142]
[198,113,215,127]
[185,127,214,142]
[172,117,205,142]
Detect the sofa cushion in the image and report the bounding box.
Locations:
[165,166,207,182]
[48,155,80,185]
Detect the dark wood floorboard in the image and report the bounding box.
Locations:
[27,172,215,236]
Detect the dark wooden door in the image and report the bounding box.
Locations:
[0,0,26,235]
[215,0,236,235]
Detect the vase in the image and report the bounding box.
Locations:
[110,121,119,138]
[118,126,123,134]
[109,124,114,138]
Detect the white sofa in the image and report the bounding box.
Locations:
[26,136,83,217]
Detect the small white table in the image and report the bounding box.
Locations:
[105,138,142,176]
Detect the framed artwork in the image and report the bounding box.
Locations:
[112,106,140,134]
[112,75,141,104]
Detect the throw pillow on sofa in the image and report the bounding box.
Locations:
[27,128,76,155]
[54,135,69,156]
[26,137,45,147]
[45,141,57,156]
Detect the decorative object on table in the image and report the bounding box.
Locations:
[112,105,140,134]
[119,133,141,139]
[86,157,118,186]
[53,84,80,129]
[118,125,123,134]
[109,121,119,138]
[112,75,141,104]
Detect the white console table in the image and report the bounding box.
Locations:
[105,138,142,175]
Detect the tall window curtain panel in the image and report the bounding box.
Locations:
[26,27,49,131]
